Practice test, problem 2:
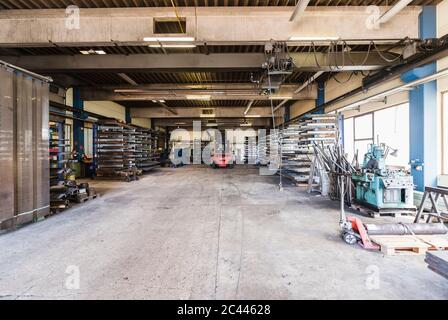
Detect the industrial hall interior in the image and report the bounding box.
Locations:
[1,0,448,301]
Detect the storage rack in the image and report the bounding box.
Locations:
[49,121,72,186]
[257,131,274,166]
[135,127,161,171]
[280,114,337,184]
[49,121,81,211]
[243,136,258,164]
[95,119,141,181]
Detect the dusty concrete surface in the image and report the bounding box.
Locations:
[0,165,447,300]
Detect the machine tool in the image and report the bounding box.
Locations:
[351,143,416,215]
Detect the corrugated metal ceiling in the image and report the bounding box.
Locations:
[0,0,441,9]
[119,99,281,108]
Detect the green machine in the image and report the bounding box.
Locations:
[351,143,416,215]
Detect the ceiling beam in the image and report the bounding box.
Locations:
[0,7,420,46]
[130,106,276,118]
[79,85,318,101]
[0,54,264,72]
[153,118,271,128]
[157,101,178,115]
[0,51,398,73]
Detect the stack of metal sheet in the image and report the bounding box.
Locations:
[425,251,448,280]
[0,64,50,229]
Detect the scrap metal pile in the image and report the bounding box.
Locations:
[311,143,354,204]
[425,251,448,280]
[50,172,97,213]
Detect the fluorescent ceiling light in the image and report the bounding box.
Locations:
[244,115,261,118]
[159,100,165,103]
[143,36,195,42]
[148,44,197,48]
[269,96,292,100]
[114,89,146,93]
[288,36,340,41]
[80,49,107,55]
[240,123,252,127]
[200,114,215,118]
[206,123,218,127]
[186,95,211,100]
[152,100,157,103]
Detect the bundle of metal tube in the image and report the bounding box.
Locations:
[312,142,354,204]
[365,223,448,235]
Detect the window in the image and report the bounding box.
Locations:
[343,117,354,162]
[353,113,374,162]
[84,127,93,157]
[374,104,409,167]
[64,123,72,153]
[343,103,410,168]
[443,92,448,174]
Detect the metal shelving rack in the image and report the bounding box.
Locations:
[49,121,72,186]
[95,119,141,181]
[95,120,163,179]
[280,114,337,184]
[135,127,161,171]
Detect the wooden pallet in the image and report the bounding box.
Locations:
[417,235,448,250]
[76,194,98,203]
[351,203,415,218]
[370,235,431,255]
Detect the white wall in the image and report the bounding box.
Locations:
[438,0,448,174]
[84,101,125,121]
[131,117,151,128]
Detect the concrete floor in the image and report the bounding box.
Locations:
[0,165,447,299]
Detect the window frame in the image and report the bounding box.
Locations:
[64,123,72,153]
[442,90,448,174]
[343,102,410,167]
[353,112,375,158]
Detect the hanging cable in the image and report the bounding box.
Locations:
[170,0,185,34]
[331,71,356,84]
[372,40,405,63]
[267,72,283,191]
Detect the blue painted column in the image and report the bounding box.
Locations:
[73,87,85,160]
[311,79,325,114]
[401,6,438,191]
[125,106,131,124]
[284,105,290,123]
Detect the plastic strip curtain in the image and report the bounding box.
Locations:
[0,66,14,222]
[0,66,49,227]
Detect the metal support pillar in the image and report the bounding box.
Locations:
[73,87,85,160]
[401,6,438,191]
[284,105,290,123]
[313,79,325,114]
[125,106,131,125]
